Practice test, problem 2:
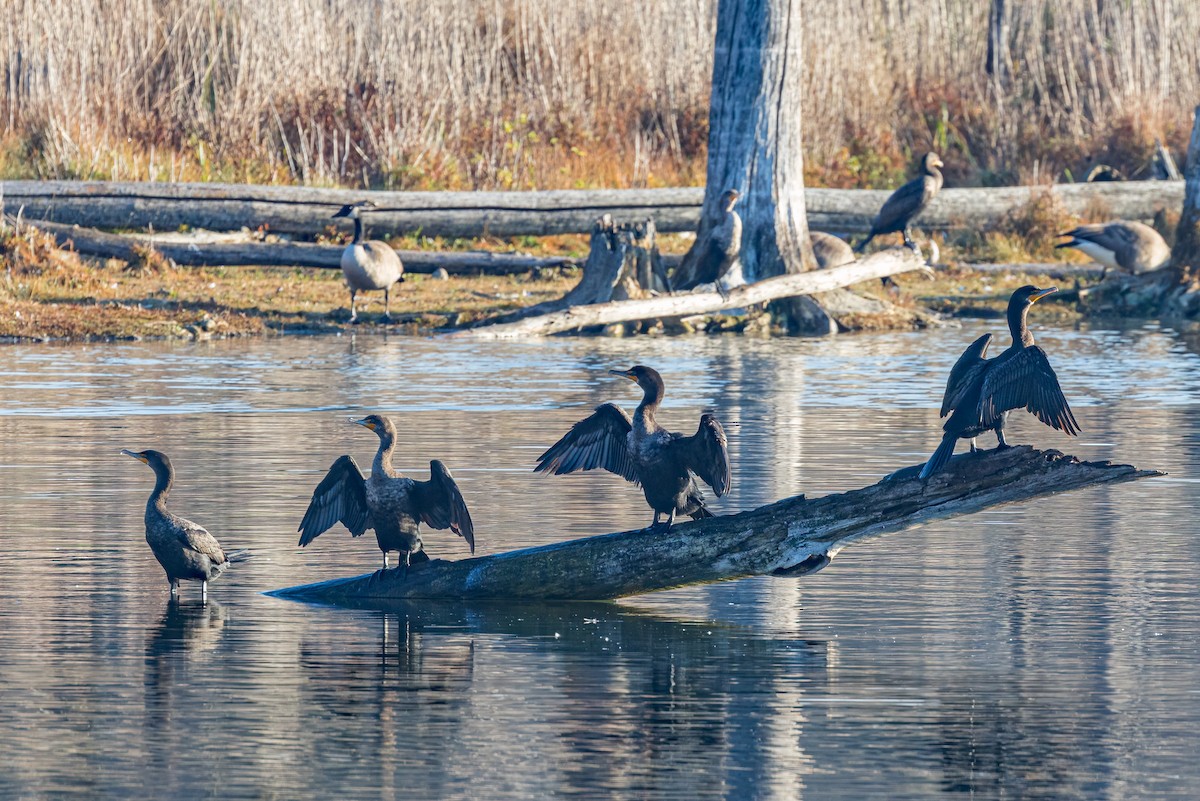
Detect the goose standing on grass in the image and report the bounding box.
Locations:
[856,152,944,254]
[122,449,247,600]
[298,415,474,572]
[332,201,404,323]
[1056,221,1171,280]
[919,285,1080,479]
[535,365,731,533]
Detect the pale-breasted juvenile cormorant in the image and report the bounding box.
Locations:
[919,285,1080,479]
[535,365,731,532]
[711,189,744,291]
[122,449,245,600]
[856,152,944,253]
[1056,221,1171,279]
[298,415,474,570]
[332,201,404,323]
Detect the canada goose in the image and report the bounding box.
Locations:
[535,365,731,533]
[298,415,475,571]
[122,449,248,600]
[856,152,944,253]
[811,231,855,269]
[332,201,404,323]
[1056,221,1171,279]
[919,286,1079,479]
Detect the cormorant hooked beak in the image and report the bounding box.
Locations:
[1030,287,1057,303]
[350,416,377,431]
[609,369,637,382]
[120,449,149,464]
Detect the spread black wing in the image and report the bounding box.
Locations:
[534,403,638,483]
[978,346,1081,435]
[297,455,370,546]
[412,460,475,554]
[940,333,992,416]
[673,413,731,496]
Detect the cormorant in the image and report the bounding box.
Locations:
[711,189,744,292]
[856,152,944,253]
[1056,221,1171,279]
[332,201,405,323]
[298,415,474,570]
[535,365,731,532]
[122,449,245,600]
[919,285,1080,479]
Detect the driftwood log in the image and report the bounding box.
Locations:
[270,447,1159,605]
[449,247,927,339]
[2,180,1183,239]
[19,219,572,275]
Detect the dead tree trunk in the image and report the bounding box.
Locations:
[1174,106,1200,279]
[269,447,1158,604]
[672,0,816,292]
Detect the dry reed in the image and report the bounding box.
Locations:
[1,0,1197,190]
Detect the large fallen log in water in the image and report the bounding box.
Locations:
[448,248,926,339]
[269,447,1159,605]
[2,179,1182,239]
[20,219,573,275]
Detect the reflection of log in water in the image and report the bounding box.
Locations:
[272,448,1159,604]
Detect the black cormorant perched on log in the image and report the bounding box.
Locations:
[535,365,731,532]
[333,201,404,323]
[122,449,245,600]
[919,285,1080,479]
[856,152,944,253]
[1056,221,1171,279]
[298,415,475,570]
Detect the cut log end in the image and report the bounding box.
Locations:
[269,446,1160,606]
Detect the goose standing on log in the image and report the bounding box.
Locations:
[919,285,1080,479]
[811,231,855,269]
[535,366,731,532]
[122,449,247,600]
[332,201,404,323]
[1056,221,1171,280]
[856,152,944,254]
[298,415,474,571]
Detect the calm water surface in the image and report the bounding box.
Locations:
[1,324,1198,799]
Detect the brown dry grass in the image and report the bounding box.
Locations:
[1,0,1196,191]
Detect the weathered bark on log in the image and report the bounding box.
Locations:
[1,179,1182,238]
[674,0,816,292]
[269,447,1159,604]
[1174,106,1200,277]
[20,219,572,275]
[449,248,927,339]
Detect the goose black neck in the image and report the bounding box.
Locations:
[352,216,364,244]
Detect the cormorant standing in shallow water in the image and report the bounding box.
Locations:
[535,365,731,532]
[919,285,1080,479]
[298,415,474,571]
[122,449,245,600]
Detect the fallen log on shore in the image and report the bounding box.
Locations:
[269,447,1159,605]
[3,179,1182,239]
[21,220,574,275]
[448,248,927,339]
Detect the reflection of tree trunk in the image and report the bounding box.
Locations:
[673,0,816,292]
[1175,106,1200,279]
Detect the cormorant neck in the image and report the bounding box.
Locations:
[1007,301,1035,347]
[147,462,173,517]
[352,216,364,244]
[636,379,665,418]
[372,429,397,476]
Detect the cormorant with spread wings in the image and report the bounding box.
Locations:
[535,365,731,532]
[298,415,474,570]
[920,285,1080,479]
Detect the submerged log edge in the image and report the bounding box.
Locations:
[269,447,1161,605]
